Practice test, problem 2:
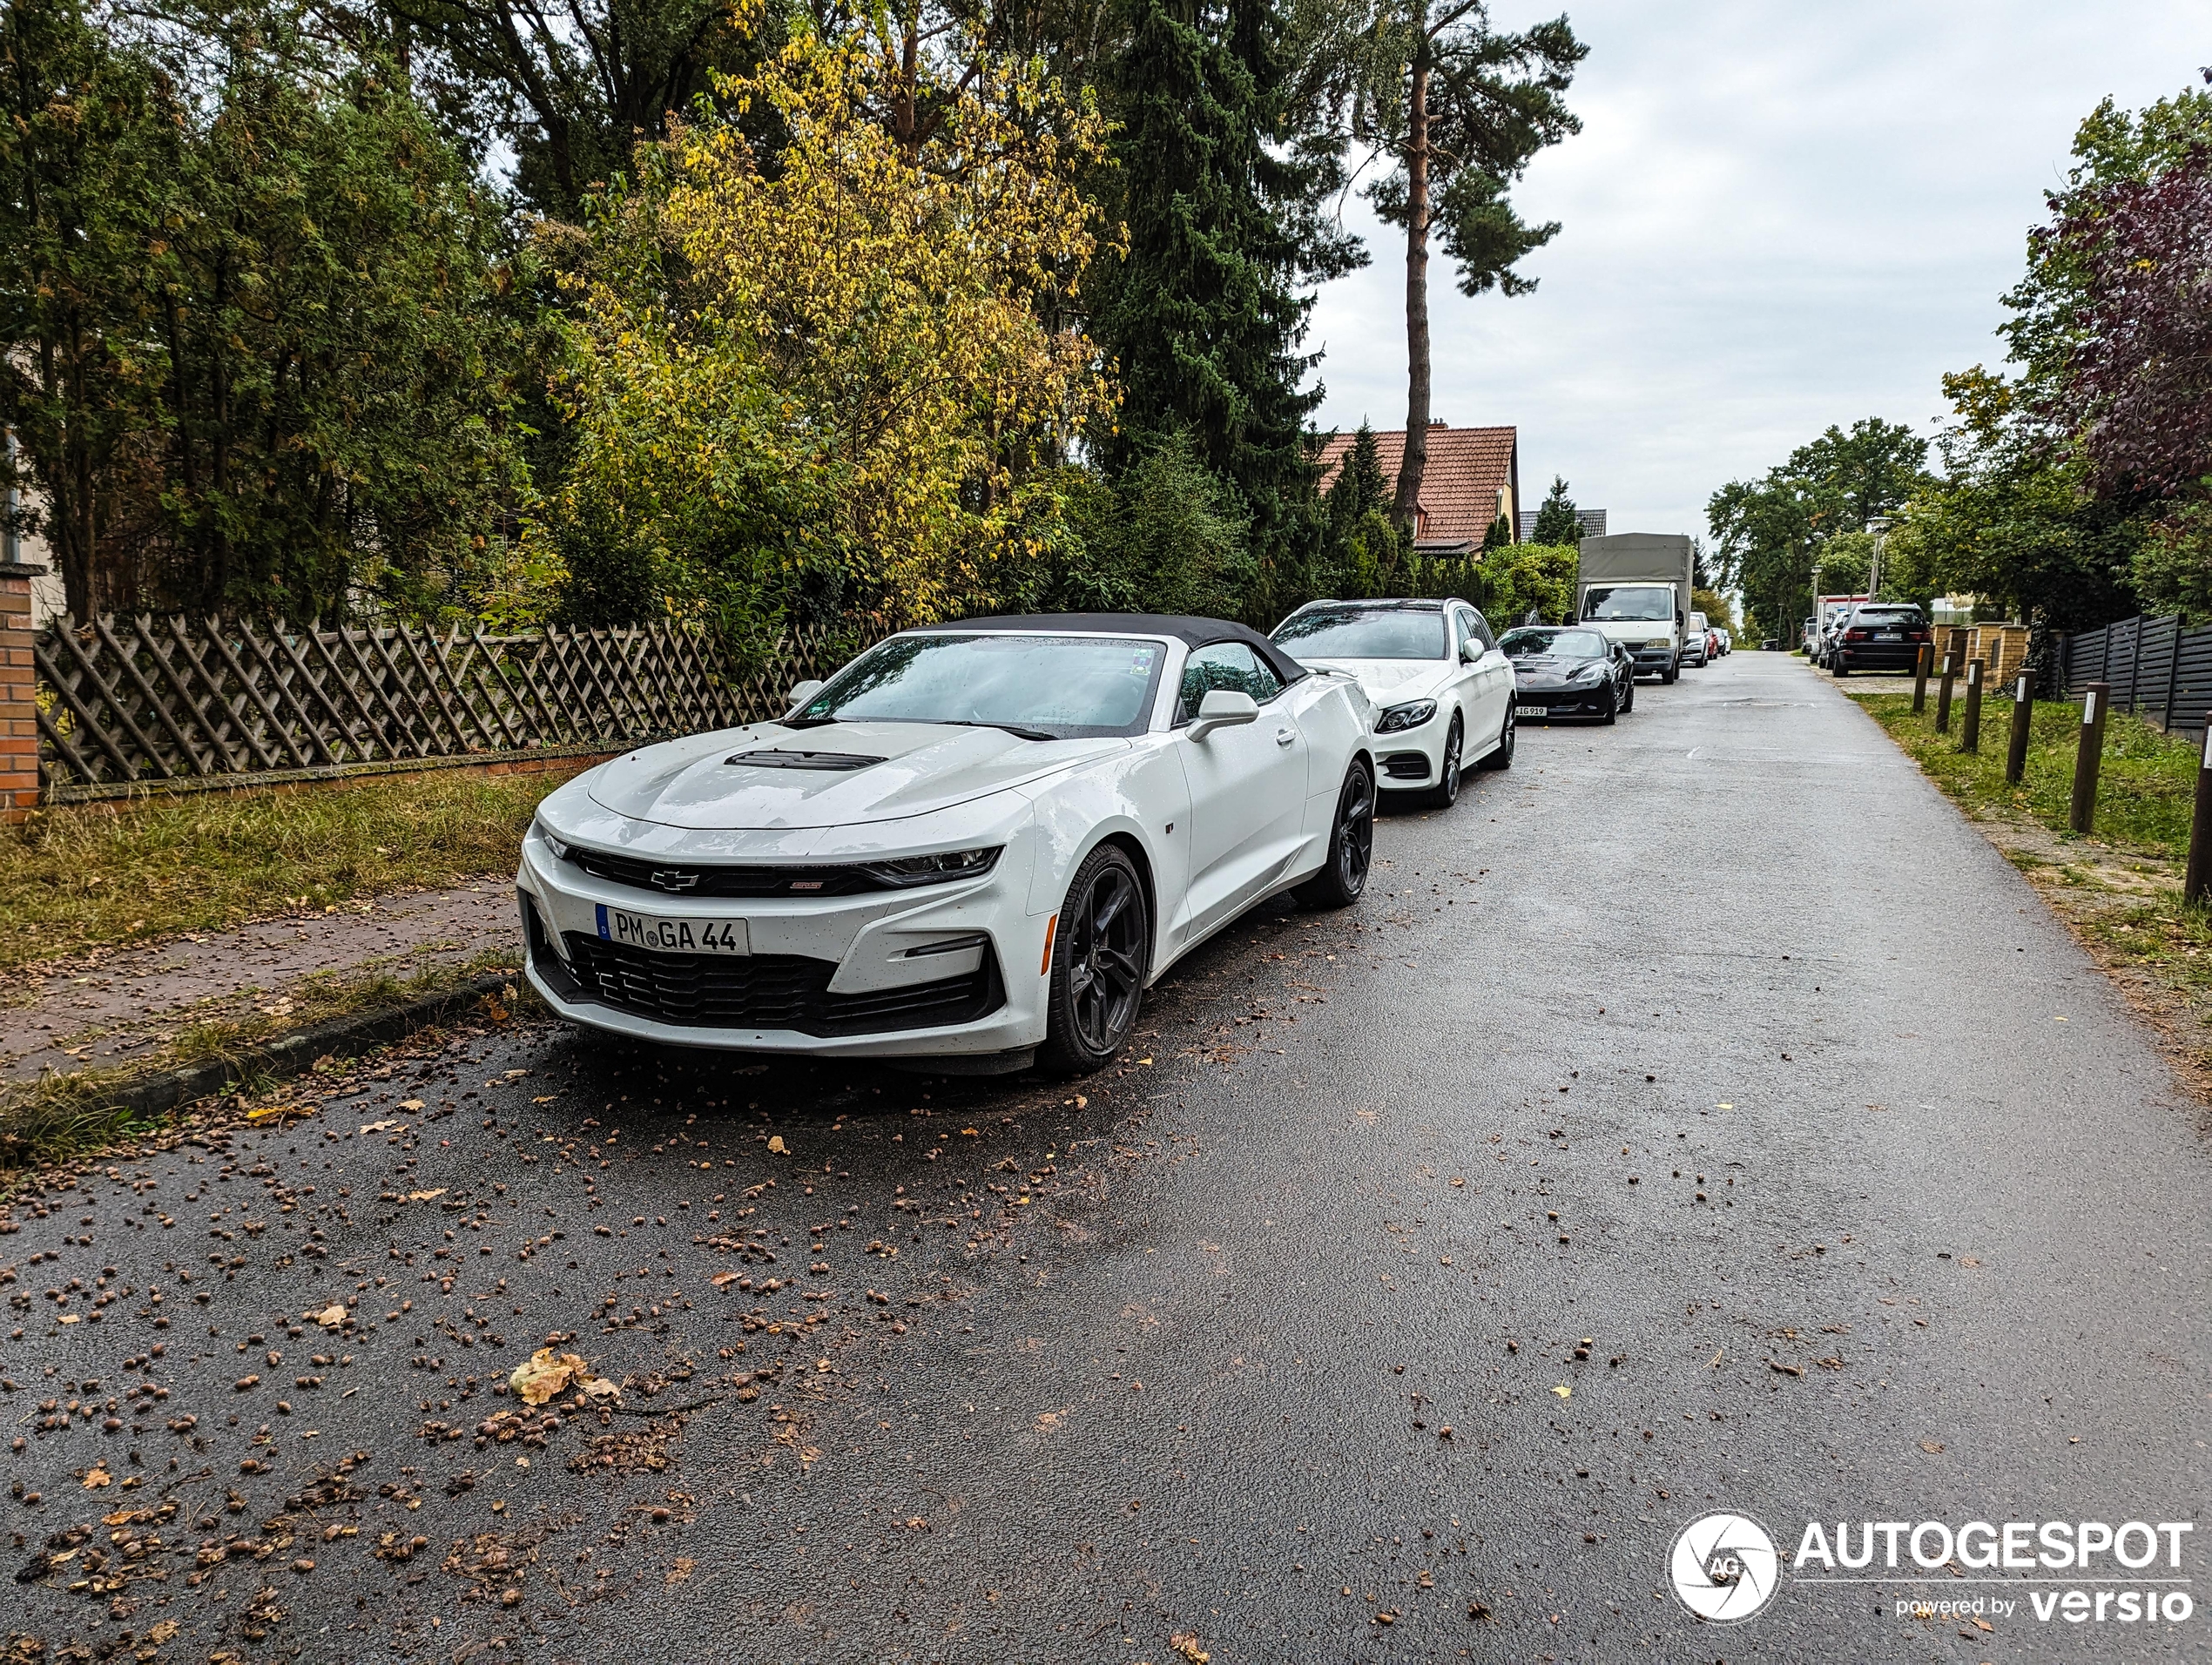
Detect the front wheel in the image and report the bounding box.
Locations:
[1296,758,1375,908]
[1424,716,1464,807]
[1599,684,1619,725]
[1660,657,1678,685]
[1621,677,1635,714]
[1038,843,1151,1075]
[1832,660,1849,677]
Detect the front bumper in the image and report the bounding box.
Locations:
[514,830,1052,1058]
[1514,683,1614,719]
[1628,646,1676,676]
[1372,712,1448,790]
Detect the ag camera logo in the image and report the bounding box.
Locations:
[1671,1513,1781,1621]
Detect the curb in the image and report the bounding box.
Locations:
[19,970,517,1124]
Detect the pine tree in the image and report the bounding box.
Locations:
[1531,475,1581,545]
[1088,0,1359,612]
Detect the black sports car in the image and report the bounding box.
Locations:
[1501,626,1636,724]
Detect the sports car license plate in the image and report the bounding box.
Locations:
[1514,704,1548,718]
[595,903,748,955]
[1875,631,1902,641]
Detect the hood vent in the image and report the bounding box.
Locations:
[725,749,887,772]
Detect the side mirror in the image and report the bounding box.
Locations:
[786,679,826,709]
[1460,640,1480,664]
[1187,689,1259,742]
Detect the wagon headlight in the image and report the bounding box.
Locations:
[1375,699,1437,734]
[860,846,1002,888]
[532,819,570,862]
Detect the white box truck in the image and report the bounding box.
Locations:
[1575,534,1695,683]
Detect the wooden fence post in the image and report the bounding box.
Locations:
[1959,658,1984,752]
[2070,682,2109,835]
[2005,668,2035,785]
[1935,656,1957,734]
[0,559,42,821]
[1912,643,1932,713]
[2186,719,2212,908]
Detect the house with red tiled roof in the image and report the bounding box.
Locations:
[1312,422,1521,557]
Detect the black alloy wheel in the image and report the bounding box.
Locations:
[1040,844,1150,1074]
[1296,758,1375,908]
[1426,716,1464,806]
[1600,683,1619,725]
[1621,675,1635,715]
[1475,703,1514,771]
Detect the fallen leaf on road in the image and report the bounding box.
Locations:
[313,1304,347,1329]
[1769,1360,1804,1377]
[360,1120,402,1134]
[578,1377,623,1404]
[767,1136,787,1155]
[1920,1440,1946,1454]
[510,1348,595,1405]
[398,1099,426,1110]
[1972,1616,1993,1632]
[1552,1385,1572,1399]
[146,1621,179,1644]
[246,1103,302,1121]
[407,1189,445,1202]
[1170,1635,1211,1662]
[711,1271,743,1289]
[81,1464,111,1489]
[57,1313,78,1325]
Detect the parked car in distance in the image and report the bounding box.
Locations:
[1830,603,1934,676]
[1708,625,1730,657]
[1271,597,1515,807]
[1499,626,1635,725]
[517,615,1378,1076]
[1682,612,1710,668]
[1800,617,1818,655]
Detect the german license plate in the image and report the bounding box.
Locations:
[1514,704,1547,718]
[1876,631,1902,641]
[595,903,748,955]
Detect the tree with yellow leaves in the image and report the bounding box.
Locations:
[539,22,1114,647]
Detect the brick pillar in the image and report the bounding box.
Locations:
[0,561,44,822]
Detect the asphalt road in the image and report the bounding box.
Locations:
[6,650,2208,1663]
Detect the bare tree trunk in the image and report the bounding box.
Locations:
[1393,51,1431,535]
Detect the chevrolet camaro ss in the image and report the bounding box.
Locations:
[516,616,1377,1074]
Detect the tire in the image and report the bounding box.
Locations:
[1621,677,1635,714]
[1424,717,1464,806]
[1599,684,1618,725]
[1475,703,1514,770]
[1038,843,1150,1075]
[1295,758,1375,908]
[1833,661,1850,677]
[1660,656,1678,685]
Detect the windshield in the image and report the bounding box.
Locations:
[1275,605,1447,661]
[1582,585,1676,623]
[793,633,1166,738]
[1501,628,1607,660]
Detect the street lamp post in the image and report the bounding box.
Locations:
[1865,516,1893,601]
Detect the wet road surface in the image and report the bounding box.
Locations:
[4,651,2208,1662]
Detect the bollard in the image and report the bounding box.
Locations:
[1935,656,1957,734]
[2069,681,2109,835]
[1912,643,1932,713]
[2005,667,2035,785]
[1959,658,1984,752]
[2187,719,2212,907]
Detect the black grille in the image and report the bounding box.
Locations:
[552,933,1002,1036]
[1382,752,1430,779]
[566,847,887,898]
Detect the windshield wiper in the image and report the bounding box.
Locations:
[940,719,1060,742]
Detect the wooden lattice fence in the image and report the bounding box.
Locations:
[33,615,850,799]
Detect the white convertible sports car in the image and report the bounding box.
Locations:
[516,615,1377,1075]
[1272,597,1516,806]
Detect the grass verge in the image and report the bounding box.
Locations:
[1847,691,2200,860]
[0,950,524,1177]
[0,768,571,973]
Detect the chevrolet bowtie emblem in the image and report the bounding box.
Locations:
[649,870,700,893]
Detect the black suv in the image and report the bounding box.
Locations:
[1831,603,1932,675]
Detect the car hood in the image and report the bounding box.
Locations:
[1508,656,1608,691]
[1287,657,1449,701]
[585,722,1128,831]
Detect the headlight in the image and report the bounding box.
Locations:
[532,819,570,862]
[1569,663,1607,684]
[860,846,1002,888]
[1645,639,1672,651]
[1375,699,1437,734]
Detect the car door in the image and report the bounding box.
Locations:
[1460,605,1510,745]
[1173,642,1308,939]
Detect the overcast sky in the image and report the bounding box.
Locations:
[1303,1,2207,543]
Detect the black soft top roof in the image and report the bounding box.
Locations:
[910,613,1308,687]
